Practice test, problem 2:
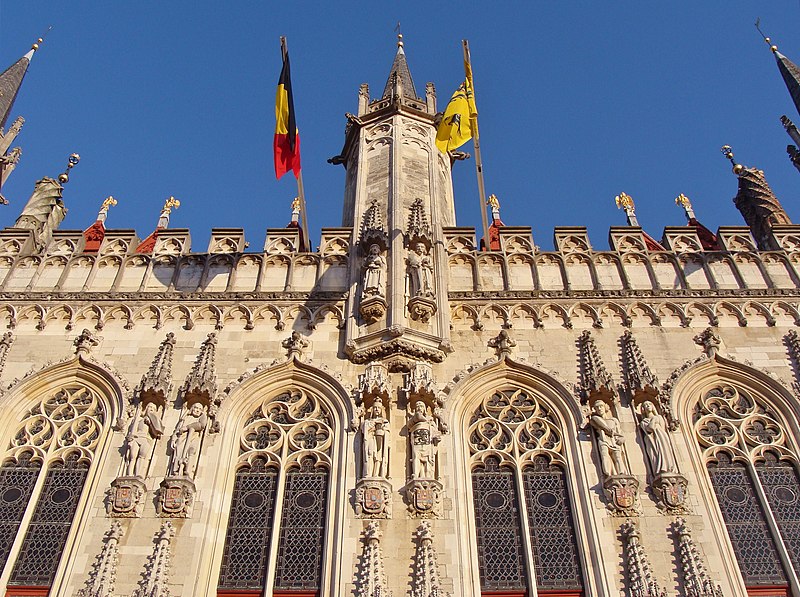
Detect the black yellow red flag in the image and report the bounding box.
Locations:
[274,51,301,179]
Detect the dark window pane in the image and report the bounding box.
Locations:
[708,454,787,586]
[756,452,800,576]
[273,458,328,591]
[523,456,583,590]
[217,458,278,591]
[9,454,88,586]
[472,456,528,591]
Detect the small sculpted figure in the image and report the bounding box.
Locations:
[409,401,439,479]
[407,243,434,297]
[169,402,208,478]
[362,401,390,478]
[124,402,164,478]
[362,244,387,298]
[639,400,677,475]
[589,401,629,477]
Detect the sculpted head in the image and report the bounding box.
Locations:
[143,402,158,415]
[189,402,205,417]
[371,401,385,417]
[641,400,656,415]
[414,401,426,416]
[592,400,609,416]
[369,244,380,256]
[414,243,426,255]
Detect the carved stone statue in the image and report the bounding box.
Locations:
[639,400,677,475]
[589,401,629,477]
[407,243,434,297]
[409,401,439,479]
[362,244,387,299]
[124,402,164,478]
[14,177,68,249]
[362,401,390,478]
[168,402,208,477]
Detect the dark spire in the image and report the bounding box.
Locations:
[0,40,40,132]
[772,45,800,118]
[381,34,420,100]
[721,145,791,251]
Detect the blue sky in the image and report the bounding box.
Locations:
[0,2,799,251]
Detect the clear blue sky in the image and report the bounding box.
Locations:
[0,2,799,251]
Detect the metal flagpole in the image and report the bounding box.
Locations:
[280,36,311,251]
[462,39,490,250]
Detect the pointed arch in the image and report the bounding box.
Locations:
[202,358,353,597]
[446,356,598,596]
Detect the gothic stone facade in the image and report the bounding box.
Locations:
[0,51,800,597]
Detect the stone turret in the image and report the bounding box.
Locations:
[337,36,454,371]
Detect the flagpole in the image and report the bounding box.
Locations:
[463,39,490,250]
[280,36,311,252]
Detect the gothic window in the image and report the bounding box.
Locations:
[695,383,800,593]
[468,388,584,596]
[218,388,333,596]
[0,385,107,592]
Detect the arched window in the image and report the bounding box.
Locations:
[468,388,584,596]
[0,384,107,596]
[695,383,800,596]
[217,387,332,597]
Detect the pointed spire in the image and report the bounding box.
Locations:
[621,520,667,597]
[675,194,718,250]
[180,332,218,404]
[577,330,615,403]
[355,522,391,597]
[136,332,177,406]
[721,145,791,250]
[756,26,800,118]
[382,34,420,101]
[0,37,42,132]
[672,518,724,597]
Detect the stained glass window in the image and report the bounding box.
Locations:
[217,457,278,591]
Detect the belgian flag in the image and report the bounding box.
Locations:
[274,50,301,179]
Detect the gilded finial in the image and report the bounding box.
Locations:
[291,196,301,213]
[157,196,180,229]
[615,192,635,213]
[162,196,180,212]
[397,33,404,48]
[486,194,500,209]
[57,153,80,184]
[755,18,778,53]
[721,145,744,175]
[97,196,117,224]
[30,26,52,54]
[675,193,696,220]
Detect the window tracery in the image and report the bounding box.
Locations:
[218,387,333,595]
[0,384,107,589]
[694,383,800,590]
[468,388,583,594]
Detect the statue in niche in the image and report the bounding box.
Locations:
[362,244,387,299]
[407,243,434,297]
[638,400,677,475]
[168,402,208,478]
[123,402,164,478]
[409,401,440,479]
[362,401,390,478]
[589,400,629,477]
